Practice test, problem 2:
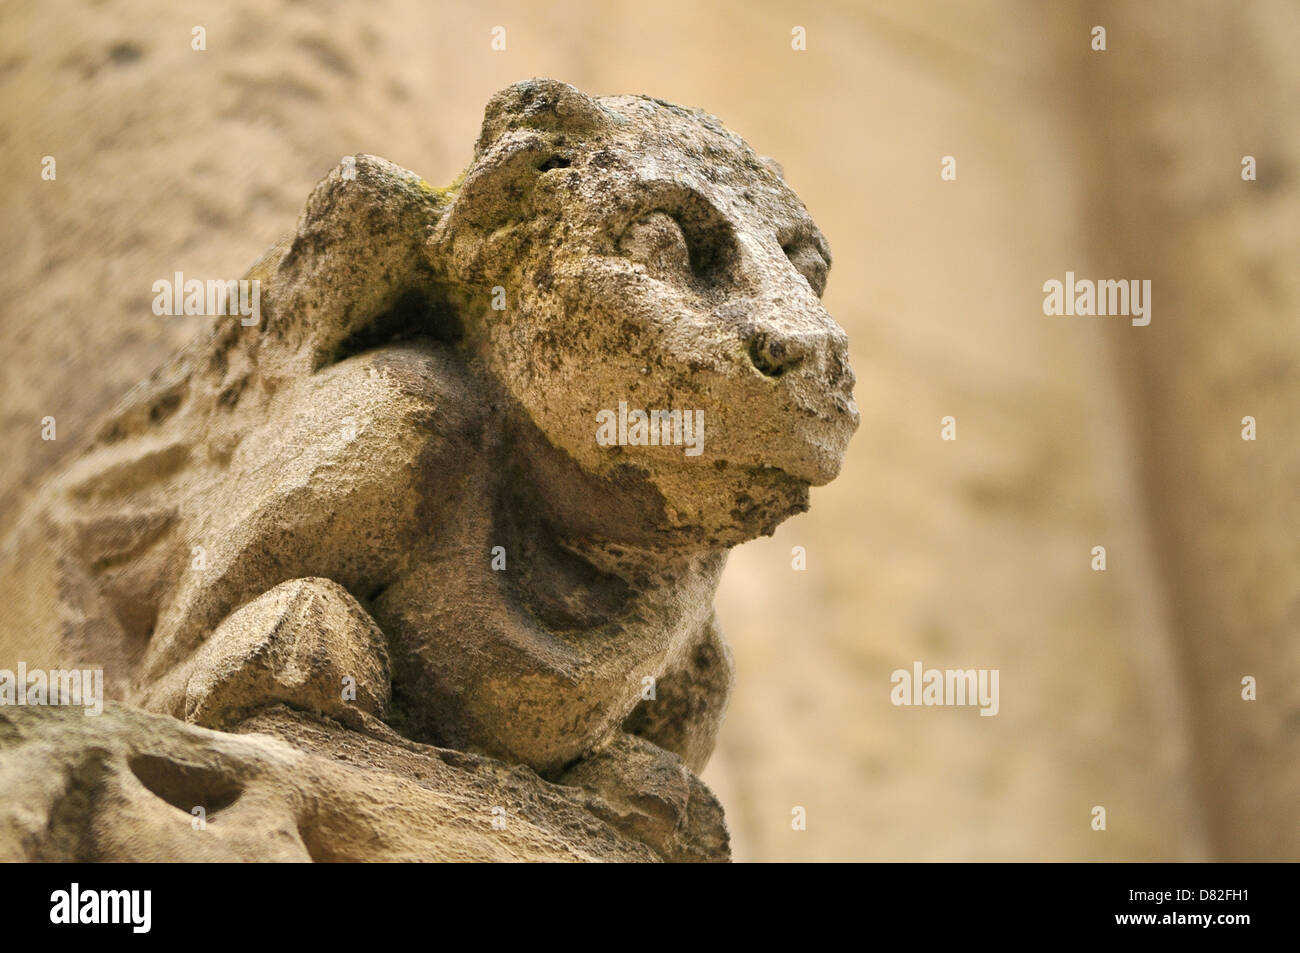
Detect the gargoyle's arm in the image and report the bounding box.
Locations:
[621,609,734,774]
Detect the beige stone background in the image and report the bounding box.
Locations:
[0,0,1295,861]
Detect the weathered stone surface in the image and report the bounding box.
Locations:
[0,79,855,861]
[559,733,730,862]
[0,702,716,862]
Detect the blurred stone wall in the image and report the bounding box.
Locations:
[0,0,1293,860]
[1073,1,1300,862]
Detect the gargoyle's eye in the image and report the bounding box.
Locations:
[618,212,693,280]
[782,242,828,298]
[616,199,737,290]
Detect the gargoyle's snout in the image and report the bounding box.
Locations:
[744,322,855,387]
[735,309,859,485]
[740,301,857,396]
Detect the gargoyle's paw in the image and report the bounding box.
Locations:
[558,732,730,862]
[184,578,391,730]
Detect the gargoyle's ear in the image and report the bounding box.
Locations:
[432,81,607,285]
[473,78,608,158]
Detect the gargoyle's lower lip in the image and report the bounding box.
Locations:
[754,419,856,485]
[742,459,831,489]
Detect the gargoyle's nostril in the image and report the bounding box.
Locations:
[747,332,801,378]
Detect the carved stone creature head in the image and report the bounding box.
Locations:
[432,79,859,549]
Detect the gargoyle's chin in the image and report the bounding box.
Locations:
[771,409,858,487]
[787,450,848,488]
[649,464,813,548]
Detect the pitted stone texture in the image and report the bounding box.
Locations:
[0,703,731,862]
[0,80,855,860]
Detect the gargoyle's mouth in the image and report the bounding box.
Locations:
[748,410,858,487]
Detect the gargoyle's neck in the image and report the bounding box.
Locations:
[485,389,682,547]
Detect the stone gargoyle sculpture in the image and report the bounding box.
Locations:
[0,79,858,861]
